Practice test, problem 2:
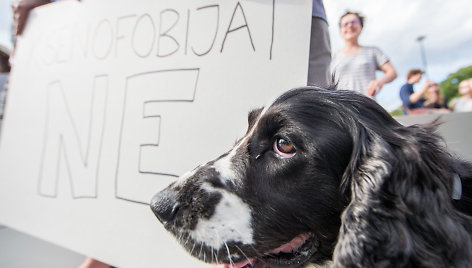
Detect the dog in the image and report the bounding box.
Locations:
[150,87,472,267]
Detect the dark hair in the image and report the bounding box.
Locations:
[407,69,424,80]
[339,11,365,28]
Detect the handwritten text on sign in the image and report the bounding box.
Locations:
[34,2,278,67]
[0,0,311,267]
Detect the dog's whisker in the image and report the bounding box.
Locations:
[232,229,263,256]
[184,233,191,246]
[215,232,222,264]
[224,241,235,266]
[189,241,197,256]
[198,241,204,259]
[171,222,178,230]
[210,248,214,264]
[214,249,220,265]
[177,231,183,243]
[234,244,252,265]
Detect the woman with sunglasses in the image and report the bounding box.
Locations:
[331,11,397,98]
[423,82,450,111]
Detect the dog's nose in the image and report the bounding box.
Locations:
[150,188,180,224]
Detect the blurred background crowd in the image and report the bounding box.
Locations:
[0,0,471,121]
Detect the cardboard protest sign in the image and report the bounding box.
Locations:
[0,0,312,266]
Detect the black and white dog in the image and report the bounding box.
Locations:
[150,87,472,267]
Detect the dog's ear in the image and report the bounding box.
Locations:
[334,119,472,267]
[340,123,369,197]
[247,107,263,130]
[339,102,403,198]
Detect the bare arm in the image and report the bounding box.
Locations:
[12,0,81,36]
[367,62,397,96]
[78,257,111,268]
[12,0,51,36]
[378,62,397,85]
[409,81,431,104]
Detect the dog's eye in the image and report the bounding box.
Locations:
[273,138,296,158]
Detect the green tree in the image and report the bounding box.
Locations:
[389,107,403,117]
[439,65,472,101]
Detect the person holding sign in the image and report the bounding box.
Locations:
[307,0,331,88]
[11,0,51,38]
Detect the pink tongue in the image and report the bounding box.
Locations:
[270,233,310,254]
[211,259,254,268]
[211,233,310,268]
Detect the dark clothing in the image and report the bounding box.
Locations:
[430,100,449,109]
[308,17,331,88]
[426,97,449,109]
[307,0,330,88]
[400,83,424,110]
[312,0,327,21]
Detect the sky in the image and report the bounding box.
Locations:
[0,0,471,111]
[0,0,12,52]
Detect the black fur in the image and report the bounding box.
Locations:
[151,87,472,267]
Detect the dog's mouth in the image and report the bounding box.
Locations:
[212,233,318,268]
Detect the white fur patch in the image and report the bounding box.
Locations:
[180,97,281,249]
[189,183,254,249]
[213,152,238,185]
[174,165,200,186]
[211,97,275,186]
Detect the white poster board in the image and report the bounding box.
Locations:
[0,0,312,267]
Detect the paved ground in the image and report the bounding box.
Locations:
[0,225,85,268]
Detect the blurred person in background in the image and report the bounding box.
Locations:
[450,78,472,113]
[11,0,80,49]
[423,81,450,112]
[330,11,397,98]
[11,0,51,39]
[10,0,53,65]
[400,69,450,114]
[399,69,428,114]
